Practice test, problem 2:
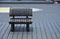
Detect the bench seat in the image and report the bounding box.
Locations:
[9,19,32,24]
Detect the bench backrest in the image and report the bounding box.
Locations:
[9,8,32,16]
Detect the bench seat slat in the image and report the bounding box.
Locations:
[10,18,32,19]
[10,19,31,22]
[9,19,32,24]
[9,21,32,24]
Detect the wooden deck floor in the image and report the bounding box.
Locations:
[0,4,60,39]
[0,12,60,39]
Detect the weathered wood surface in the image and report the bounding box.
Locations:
[0,12,60,39]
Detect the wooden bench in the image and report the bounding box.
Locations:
[9,8,32,32]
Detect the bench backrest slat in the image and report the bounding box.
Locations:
[10,8,32,16]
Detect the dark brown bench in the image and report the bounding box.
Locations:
[9,8,32,32]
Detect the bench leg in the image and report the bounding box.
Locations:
[11,24,14,31]
[26,23,29,32]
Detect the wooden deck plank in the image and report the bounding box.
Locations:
[39,22,44,39]
[0,23,6,39]
[0,23,8,39]
[45,20,53,39]
[12,32,18,39]
[22,24,27,39]
[7,31,14,39]
[53,21,60,34]
[56,22,60,28]
[18,32,23,39]
[39,21,47,39]
[17,24,23,39]
[47,21,58,39]
[23,32,27,39]
[49,21,60,39]
[43,20,53,39]
[0,23,3,32]
[27,24,33,39]
[27,32,32,39]
[12,24,19,39]
[0,23,2,27]
[2,23,10,39]
[0,23,5,33]
[35,23,42,39]
[32,22,37,39]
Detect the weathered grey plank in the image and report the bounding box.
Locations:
[49,21,60,39]
[32,22,37,39]
[0,23,3,32]
[39,20,47,39]
[18,32,23,39]
[22,24,27,39]
[2,23,10,39]
[45,20,53,39]
[7,31,14,39]
[35,23,42,39]
[47,21,58,39]
[12,24,19,39]
[56,22,60,28]
[43,20,53,39]
[0,23,8,39]
[23,32,27,39]
[0,23,5,32]
[12,32,18,39]
[27,24,32,39]
[39,22,43,39]
[17,24,23,39]
[53,21,60,34]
